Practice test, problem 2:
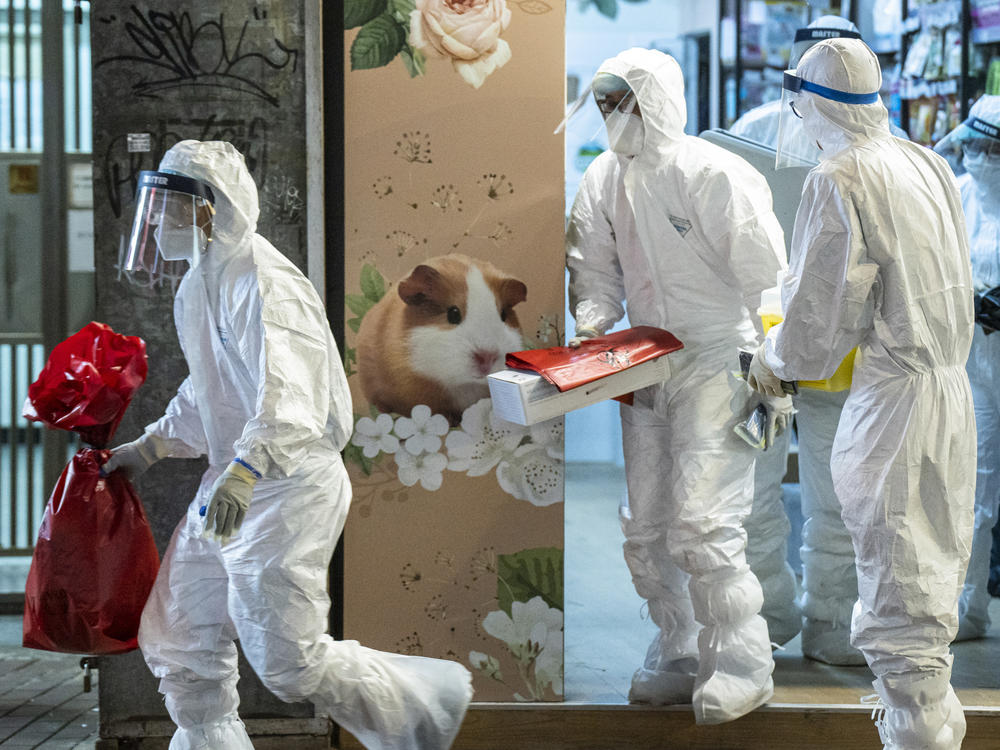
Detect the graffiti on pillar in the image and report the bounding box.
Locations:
[94,6,299,106]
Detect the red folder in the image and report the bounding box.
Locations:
[505,326,684,392]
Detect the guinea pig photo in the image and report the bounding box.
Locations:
[357,254,528,425]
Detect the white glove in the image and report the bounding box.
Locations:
[101,433,169,479]
[763,394,795,449]
[747,342,785,398]
[568,325,600,348]
[202,461,258,543]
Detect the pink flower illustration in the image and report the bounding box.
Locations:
[409,0,512,89]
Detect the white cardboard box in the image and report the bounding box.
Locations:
[488,355,672,426]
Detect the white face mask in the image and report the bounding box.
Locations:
[605,111,645,155]
[154,223,209,263]
[963,150,1000,199]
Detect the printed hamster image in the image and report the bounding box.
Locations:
[357,254,528,425]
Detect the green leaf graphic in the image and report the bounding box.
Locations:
[346,294,374,321]
[345,0,389,28]
[350,15,407,71]
[497,547,564,616]
[360,264,387,302]
[400,45,427,78]
[390,0,418,25]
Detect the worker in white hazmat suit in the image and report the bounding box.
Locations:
[563,48,790,724]
[104,140,472,750]
[733,14,895,666]
[934,95,1000,642]
[731,15,863,149]
[748,39,975,749]
[566,81,801,649]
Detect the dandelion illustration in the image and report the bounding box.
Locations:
[385,230,424,258]
[394,131,433,164]
[486,221,513,244]
[372,176,394,198]
[431,184,463,213]
[358,249,378,266]
[478,172,514,200]
[435,550,456,569]
[468,547,498,582]
[425,594,449,621]
[396,631,423,655]
[400,562,422,591]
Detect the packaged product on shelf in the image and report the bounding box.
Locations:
[904,30,934,78]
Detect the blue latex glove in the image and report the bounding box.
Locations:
[203,461,258,543]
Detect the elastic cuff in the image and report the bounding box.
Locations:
[232,457,262,479]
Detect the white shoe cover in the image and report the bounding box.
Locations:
[801,617,867,666]
[628,656,698,705]
[692,617,774,725]
[325,647,473,750]
[168,716,255,750]
[874,671,966,750]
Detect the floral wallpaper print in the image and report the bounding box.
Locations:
[343,126,565,702]
[346,0,554,88]
[343,8,565,701]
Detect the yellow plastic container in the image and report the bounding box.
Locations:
[760,313,855,392]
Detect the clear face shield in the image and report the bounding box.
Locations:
[775,70,880,169]
[934,116,1000,176]
[124,171,215,280]
[555,74,646,158]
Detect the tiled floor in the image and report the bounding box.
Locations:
[564,461,1000,709]
[0,642,99,749]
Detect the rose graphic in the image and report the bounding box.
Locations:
[409,0,512,89]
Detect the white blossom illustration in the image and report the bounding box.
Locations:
[395,404,451,456]
[445,398,527,475]
[395,449,449,491]
[473,596,564,699]
[496,443,564,507]
[529,418,564,460]
[351,413,400,457]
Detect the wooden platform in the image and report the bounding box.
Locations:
[342,701,1000,750]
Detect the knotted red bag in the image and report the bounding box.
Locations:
[21,322,158,654]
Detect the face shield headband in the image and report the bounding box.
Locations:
[967,116,1000,142]
[123,170,216,286]
[793,27,861,45]
[782,71,880,105]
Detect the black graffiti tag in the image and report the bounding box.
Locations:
[95,6,298,106]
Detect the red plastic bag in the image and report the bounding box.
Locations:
[21,322,158,654]
[505,325,684,392]
[22,449,159,654]
[23,321,148,448]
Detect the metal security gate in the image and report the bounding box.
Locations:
[1,0,91,557]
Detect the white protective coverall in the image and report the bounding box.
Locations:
[938,95,1000,641]
[569,151,800,649]
[731,15,879,666]
[135,141,472,750]
[760,40,975,749]
[567,48,787,725]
